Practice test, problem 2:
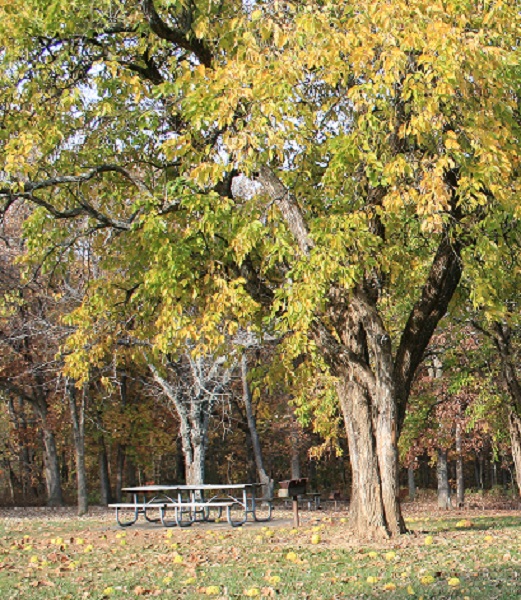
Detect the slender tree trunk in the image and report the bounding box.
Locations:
[9,396,33,499]
[3,459,16,503]
[455,424,464,507]
[508,410,521,500]
[289,413,301,480]
[115,444,126,502]
[479,453,485,489]
[67,380,88,516]
[241,354,273,498]
[98,437,113,505]
[408,464,416,502]
[437,448,451,509]
[31,394,64,507]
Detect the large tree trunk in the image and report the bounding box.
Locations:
[67,379,88,516]
[241,354,273,498]
[261,166,462,540]
[322,291,405,539]
[338,378,404,538]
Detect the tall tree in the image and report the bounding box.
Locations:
[1,0,520,537]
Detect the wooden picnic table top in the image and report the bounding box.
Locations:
[122,483,261,493]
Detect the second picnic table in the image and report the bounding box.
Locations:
[110,483,272,528]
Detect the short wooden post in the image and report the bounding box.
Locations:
[292,496,299,528]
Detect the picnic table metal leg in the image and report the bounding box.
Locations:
[226,502,246,527]
[115,506,139,527]
[247,488,272,523]
[159,506,177,527]
[174,505,196,527]
[252,500,273,522]
[144,500,162,523]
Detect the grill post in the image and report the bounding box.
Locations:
[278,478,308,528]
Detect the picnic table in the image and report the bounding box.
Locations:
[109,483,272,528]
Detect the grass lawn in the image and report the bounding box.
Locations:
[1,505,521,599]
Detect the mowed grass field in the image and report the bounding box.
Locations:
[1,503,521,599]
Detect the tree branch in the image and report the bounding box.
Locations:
[0,165,152,229]
[394,235,463,431]
[141,0,213,68]
[256,166,313,257]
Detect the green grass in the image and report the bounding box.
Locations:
[1,511,521,598]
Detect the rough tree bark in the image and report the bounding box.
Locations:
[509,411,521,501]
[330,291,405,538]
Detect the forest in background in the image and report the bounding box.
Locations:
[0,205,517,511]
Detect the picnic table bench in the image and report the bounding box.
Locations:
[109,484,272,528]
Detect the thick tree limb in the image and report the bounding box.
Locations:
[256,166,314,257]
[148,362,189,422]
[141,0,213,68]
[393,235,463,430]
